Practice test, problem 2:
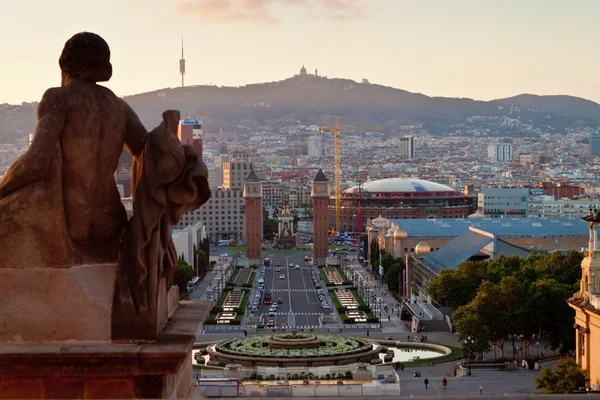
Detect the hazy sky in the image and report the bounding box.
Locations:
[1,0,599,104]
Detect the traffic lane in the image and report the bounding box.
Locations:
[300,267,324,327]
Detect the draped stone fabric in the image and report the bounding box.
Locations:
[111,110,210,341]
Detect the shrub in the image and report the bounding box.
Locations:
[344,371,353,379]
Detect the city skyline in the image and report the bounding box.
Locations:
[1,0,598,104]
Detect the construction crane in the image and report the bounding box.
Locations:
[317,120,404,234]
[317,119,343,232]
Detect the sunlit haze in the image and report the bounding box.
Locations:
[1,0,598,104]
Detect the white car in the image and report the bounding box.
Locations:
[275,267,281,272]
[279,274,285,279]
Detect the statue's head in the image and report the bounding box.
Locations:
[59,32,112,83]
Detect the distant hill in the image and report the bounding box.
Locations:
[1,76,598,143]
[493,94,600,122]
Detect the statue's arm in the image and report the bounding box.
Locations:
[0,88,65,197]
[123,101,147,156]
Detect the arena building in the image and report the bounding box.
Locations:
[334,178,474,232]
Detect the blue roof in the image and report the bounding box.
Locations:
[423,229,494,272]
[389,217,587,238]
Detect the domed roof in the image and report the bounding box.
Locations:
[394,228,408,239]
[415,241,431,255]
[345,178,456,194]
[372,214,388,229]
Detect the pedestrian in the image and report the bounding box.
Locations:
[243,330,247,337]
[442,377,447,389]
[424,378,429,389]
[479,385,483,396]
[366,329,370,336]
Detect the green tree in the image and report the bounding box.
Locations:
[174,260,195,293]
[383,261,405,294]
[263,208,279,239]
[369,239,380,268]
[195,248,208,276]
[535,358,588,394]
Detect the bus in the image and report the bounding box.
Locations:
[263,258,271,267]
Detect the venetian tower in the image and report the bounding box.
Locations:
[311,169,330,265]
[243,169,262,266]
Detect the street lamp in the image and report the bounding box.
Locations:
[536,341,540,358]
[463,336,475,376]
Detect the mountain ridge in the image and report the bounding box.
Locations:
[1,76,598,143]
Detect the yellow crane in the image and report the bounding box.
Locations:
[317,119,343,232]
[317,119,404,233]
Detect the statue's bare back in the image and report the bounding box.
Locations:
[59,82,142,243]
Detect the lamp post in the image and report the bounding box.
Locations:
[378,298,382,328]
[510,334,517,361]
[397,302,401,318]
[536,341,540,358]
[463,336,475,376]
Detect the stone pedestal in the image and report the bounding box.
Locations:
[0,302,206,399]
[0,264,117,342]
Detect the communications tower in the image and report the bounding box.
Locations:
[179,36,186,87]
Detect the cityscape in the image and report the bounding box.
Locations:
[1,1,600,399]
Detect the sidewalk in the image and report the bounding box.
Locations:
[189,256,234,301]
[343,258,408,331]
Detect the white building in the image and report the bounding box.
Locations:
[307,135,323,157]
[172,222,208,269]
[399,136,414,160]
[527,199,597,218]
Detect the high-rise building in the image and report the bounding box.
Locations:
[399,136,414,160]
[243,169,263,265]
[178,119,203,156]
[307,136,323,157]
[487,142,513,161]
[590,133,600,157]
[311,169,330,265]
[223,151,253,189]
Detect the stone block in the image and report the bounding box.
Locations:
[0,264,116,342]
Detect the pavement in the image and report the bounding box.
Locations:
[253,255,327,329]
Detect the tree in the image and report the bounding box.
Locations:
[195,248,208,276]
[383,262,405,294]
[263,208,279,238]
[369,239,380,268]
[535,358,588,394]
[174,260,195,293]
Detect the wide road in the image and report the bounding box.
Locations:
[257,255,325,329]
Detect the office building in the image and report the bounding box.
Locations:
[399,136,414,160]
[477,187,529,218]
[487,142,513,161]
[223,151,253,189]
[178,119,203,156]
[307,136,324,157]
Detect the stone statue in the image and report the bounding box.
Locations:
[0,32,210,340]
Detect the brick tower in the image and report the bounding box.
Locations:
[311,169,330,266]
[243,169,262,266]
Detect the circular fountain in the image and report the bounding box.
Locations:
[206,332,382,367]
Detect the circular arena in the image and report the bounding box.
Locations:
[336,178,474,232]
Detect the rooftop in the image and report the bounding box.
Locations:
[389,217,588,238]
[345,178,457,194]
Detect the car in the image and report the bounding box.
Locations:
[251,324,264,329]
[263,299,273,305]
[272,303,279,309]
[289,263,294,268]
[276,263,281,267]
[266,319,275,327]
[315,284,321,289]
[279,274,285,279]
[277,298,283,304]
[304,256,310,261]
[275,267,281,272]
[295,265,300,270]
[268,311,276,317]
[251,305,258,311]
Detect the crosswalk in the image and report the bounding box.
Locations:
[271,289,319,292]
[260,312,322,316]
